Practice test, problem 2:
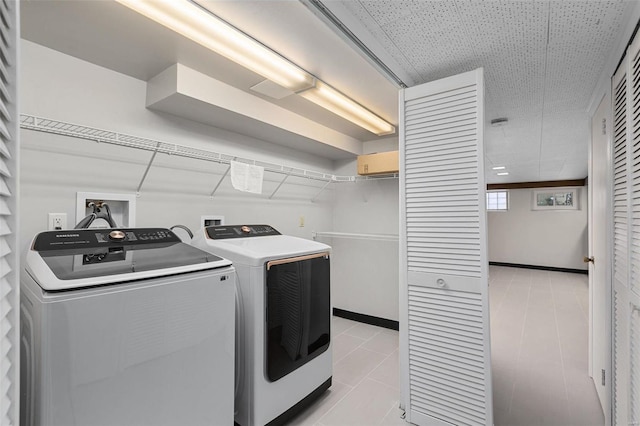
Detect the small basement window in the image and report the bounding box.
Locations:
[487,190,508,211]
[533,188,579,210]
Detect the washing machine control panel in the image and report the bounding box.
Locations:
[33,228,181,251]
[205,224,281,239]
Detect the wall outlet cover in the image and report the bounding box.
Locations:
[48,213,67,231]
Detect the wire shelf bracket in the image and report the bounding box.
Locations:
[269,172,291,200]
[136,142,160,196]
[210,161,233,198]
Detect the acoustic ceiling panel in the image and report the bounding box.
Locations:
[335,0,634,182]
[544,1,629,114]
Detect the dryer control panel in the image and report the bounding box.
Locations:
[205,224,281,240]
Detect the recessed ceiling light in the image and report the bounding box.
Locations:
[492,166,506,170]
[497,172,509,176]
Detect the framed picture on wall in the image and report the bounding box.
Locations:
[532,188,579,210]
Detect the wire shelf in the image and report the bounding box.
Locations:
[20,114,398,199]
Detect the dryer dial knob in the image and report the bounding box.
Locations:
[109,230,126,241]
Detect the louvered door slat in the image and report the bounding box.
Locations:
[631,304,640,424]
[405,86,476,113]
[613,71,628,292]
[0,179,9,198]
[614,290,629,426]
[631,47,640,300]
[612,63,630,425]
[411,382,484,418]
[401,69,492,426]
[0,1,16,424]
[0,140,10,158]
[628,35,640,409]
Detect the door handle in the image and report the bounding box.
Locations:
[583,256,595,264]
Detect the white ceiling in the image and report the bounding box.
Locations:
[322,0,635,182]
[20,0,638,183]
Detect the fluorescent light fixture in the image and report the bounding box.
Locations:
[117,0,396,137]
[299,81,396,136]
[115,0,315,92]
[492,166,506,170]
[497,172,509,176]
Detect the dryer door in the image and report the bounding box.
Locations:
[265,253,330,382]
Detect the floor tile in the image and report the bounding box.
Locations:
[508,362,572,426]
[379,405,405,425]
[361,329,398,355]
[333,347,388,387]
[332,316,356,337]
[565,367,605,426]
[489,266,603,426]
[492,366,516,426]
[318,378,398,426]
[286,380,353,426]
[368,350,399,390]
[343,323,383,340]
[491,330,521,369]
[332,333,366,364]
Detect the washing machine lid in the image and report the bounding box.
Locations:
[192,225,331,266]
[27,228,233,291]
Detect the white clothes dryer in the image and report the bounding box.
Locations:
[20,228,236,426]
[192,224,332,426]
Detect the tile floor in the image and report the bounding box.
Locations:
[287,266,603,425]
[489,266,603,426]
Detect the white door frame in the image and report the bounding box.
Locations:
[588,90,613,425]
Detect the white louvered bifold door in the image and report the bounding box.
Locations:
[630,35,640,426]
[399,69,492,426]
[0,1,18,424]
[612,30,640,426]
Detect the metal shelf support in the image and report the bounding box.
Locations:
[210,161,233,197]
[269,173,290,199]
[136,142,160,196]
[311,180,334,203]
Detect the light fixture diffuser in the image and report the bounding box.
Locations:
[497,172,509,176]
[115,0,315,92]
[492,166,506,170]
[299,81,395,136]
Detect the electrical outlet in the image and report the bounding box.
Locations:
[299,216,305,227]
[48,213,67,231]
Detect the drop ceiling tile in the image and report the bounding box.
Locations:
[352,0,427,27]
[544,2,629,114]
[326,0,632,182]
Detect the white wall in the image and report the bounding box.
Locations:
[20,40,334,264]
[26,38,589,325]
[326,139,400,321]
[488,186,589,270]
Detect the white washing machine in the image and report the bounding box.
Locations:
[20,227,236,426]
[192,224,332,426]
